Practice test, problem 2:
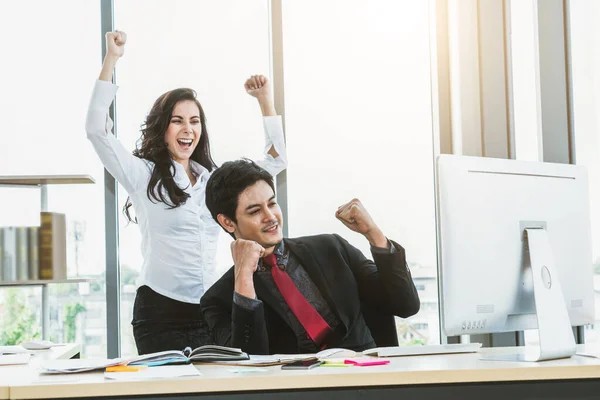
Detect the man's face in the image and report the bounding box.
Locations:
[231,180,284,249]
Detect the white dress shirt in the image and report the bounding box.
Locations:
[85,80,287,304]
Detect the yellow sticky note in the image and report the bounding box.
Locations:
[106,365,148,372]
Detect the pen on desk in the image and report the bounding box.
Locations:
[106,365,149,372]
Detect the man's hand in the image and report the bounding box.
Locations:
[105,30,127,59]
[336,198,388,248]
[231,239,265,299]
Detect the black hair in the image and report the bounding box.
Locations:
[205,158,275,235]
[123,88,216,222]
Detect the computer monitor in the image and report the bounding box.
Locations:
[436,155,595,361]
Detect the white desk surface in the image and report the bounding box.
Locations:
[4,344,600,399]
[0,344,80,400]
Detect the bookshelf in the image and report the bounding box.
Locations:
[0,175,95,185]
[0,175,96,340]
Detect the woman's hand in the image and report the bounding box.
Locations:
[105,30,127,59]
[99,31,127,82]
[244,75,270,100]
[245,75,276,117]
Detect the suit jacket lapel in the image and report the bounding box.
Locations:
[284,238,349,332]
[252,274,287,321]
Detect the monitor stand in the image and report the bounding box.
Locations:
[481,228,576,362]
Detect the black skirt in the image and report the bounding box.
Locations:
[131,285,213,355]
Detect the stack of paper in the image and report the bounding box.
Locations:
[40,358,126,374]
[576,350,600,358]
[104,365,201,381]
[0,345,32,355]
[0,346,33,366]
[0,354,31,365]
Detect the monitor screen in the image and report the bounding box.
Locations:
[436,155,594,337]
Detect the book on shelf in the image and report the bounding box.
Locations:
[0,213,67,282]
[39,212,67,280]
[0,228,3,281]
[1,227,17,282]
[0,226,42,282]
[40,345,249,374]
[28,226,39,280]
[15,227,29,280]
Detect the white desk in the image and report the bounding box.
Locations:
[0,344,80,400]
[4,344,600,399]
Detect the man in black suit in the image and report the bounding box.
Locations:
[201,159,420,355]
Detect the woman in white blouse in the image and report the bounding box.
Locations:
[86,31,287,354]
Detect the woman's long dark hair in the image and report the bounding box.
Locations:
[123,88,217,223]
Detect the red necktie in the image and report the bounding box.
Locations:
[264,253,331,345]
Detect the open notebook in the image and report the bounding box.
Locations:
[130,345,249,365]
[40,345,248,374]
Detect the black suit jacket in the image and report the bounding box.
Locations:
[200,234,420,355]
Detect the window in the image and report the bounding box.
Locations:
[282,0,439,344]
[568,0,600,343]
[511,0,600,346]
[0,0,106,356]
[114,0,271,356]
[509,0,544,162]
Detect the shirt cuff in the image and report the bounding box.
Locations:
[233,291,263,311]
[370,238,397,255]
[262,115,287,163]
[90,79,119,111]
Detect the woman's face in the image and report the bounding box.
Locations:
[164,100,202,164]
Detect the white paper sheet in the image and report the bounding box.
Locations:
[0,353,31,365]
[40,357,126,373]
[0,345,31,355]
[104,364,201,380]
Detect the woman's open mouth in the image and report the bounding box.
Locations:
[177,138,193,150]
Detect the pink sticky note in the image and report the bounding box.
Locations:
[344,359,390,366]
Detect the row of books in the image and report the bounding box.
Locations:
[0,212,67,282]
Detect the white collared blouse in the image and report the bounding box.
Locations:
[85,80,287,303]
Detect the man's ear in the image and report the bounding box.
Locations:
[217,214,236,234]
